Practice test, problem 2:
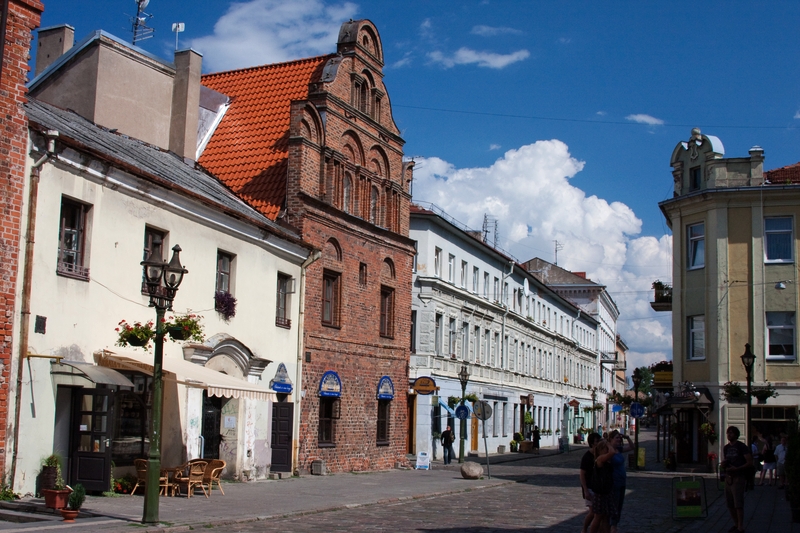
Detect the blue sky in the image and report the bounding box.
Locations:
[36,1,800,376]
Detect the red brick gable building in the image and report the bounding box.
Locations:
[201,20,414,474]
[0,0,43,483]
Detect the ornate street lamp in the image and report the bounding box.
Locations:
[141,237,187,524]
[741,343,756,443]
[631,368,642,471]
[590,386,598,431]
[457,362,470,464]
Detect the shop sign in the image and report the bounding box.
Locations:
[319,370,342,397]
[411,376,437,395]
[269,362,293,394]
[377,376,395,400]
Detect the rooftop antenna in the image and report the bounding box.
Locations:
[172,22,185,50]
[482,214,499,248]
[554,240,564,265]
[130,0,154,45]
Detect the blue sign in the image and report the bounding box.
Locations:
[269,363,293,394]
[612,404,623,413]
[630,402,645,418]
[455,404,470,420]
[376,376,395,400]
[319,370,342,397]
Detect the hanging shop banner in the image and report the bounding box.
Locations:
[269,363,293,394]
[319,370,342,397]
[377,375,395,400]
[411,376,437,395]
[673,478,706,519]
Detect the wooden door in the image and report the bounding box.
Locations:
[270,402,294,472]
[71,389,113,492]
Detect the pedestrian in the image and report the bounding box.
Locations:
[441,425,456,465]
[532,426,541,454]
[776,436,788,489]
[608,430,634,533]
[589,438,617,533]
[580,432,602,533]
[759,437,776,486]
[721,426,753,533]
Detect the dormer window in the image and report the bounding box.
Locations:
[689,166,701,190]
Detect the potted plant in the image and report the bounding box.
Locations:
[165,313,205,342]
[751,383,778,404]
[721,381,748,403]
[115,319,155,349]
[700,422,718,444]
[41,456,71,509]
[60,483,84,522]
[509,439,518,452]
[214,291,237,321]
[652,280,673,303]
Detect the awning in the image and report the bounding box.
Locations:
[95,350,275,402]
[438,397,456,416]
[51,361,135,387]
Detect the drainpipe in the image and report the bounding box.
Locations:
[499,261,514,371]
[292,249,321,475]
[10,131,58,490]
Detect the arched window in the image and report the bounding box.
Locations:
[359,83,368,114]
[370,186,379,224]
[343,174,352,214]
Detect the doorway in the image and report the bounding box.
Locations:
[201,392,223,459]
[70,388,113,492]
[270,402,293,472]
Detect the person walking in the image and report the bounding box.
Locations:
[759,437,777,486]
[441,425,456,465]
[580,433,601,533]
[533,426,541,454]
[776,436,788,489]
[721,426,753,533]
[608,430,634,533]
[589,438,617,533]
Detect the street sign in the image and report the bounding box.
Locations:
[455,404,470,420]
[630,402,644,418]
[473,400,492,421]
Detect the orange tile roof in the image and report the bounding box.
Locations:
[765,162,800,185]
[200,55,333,220]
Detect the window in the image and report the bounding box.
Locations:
[435,314,443,355]
[343,174,352,214]
[370,186,379,224]
[216,251,234,294]
[689,166,701,190]
[434,248,442,278]
[461,260,468,288]
[765,217,793,262]
[359,262,368,286]
[473,326,480,362]
[448,318,456,356]
[494,277,500,302]
[461,322,468,360]
[473,267,479,293]
[322,270,341,327]
[380,286,394,337]
[376,400,390,444]
[448,254,455,283]
[411,311,417,353]
[687,315,705,360]
[319,397,337,445]
[57,198,90,280]
[767,312,795,360]
[276,273,292,328]
[687,223,705,269]
[484,329,490,364]
[412,241,418,273]
[483,272,490,298]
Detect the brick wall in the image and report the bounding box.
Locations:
[0,0,43,476]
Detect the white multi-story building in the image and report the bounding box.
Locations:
[409,204,600,458]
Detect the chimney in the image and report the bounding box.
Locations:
[749,145,765,185]
[35,25,74,76]
[574,272,587,279]
[169,48,202,162]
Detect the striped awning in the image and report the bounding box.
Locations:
[95,350,275,402]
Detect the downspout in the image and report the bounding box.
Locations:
[499,260,513,387]
[10,132,58,490]
[292,249,321,475]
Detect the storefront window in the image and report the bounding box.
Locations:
[112,372,152,465]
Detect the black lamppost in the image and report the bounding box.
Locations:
[457,362,470,464]
[741,343,756,443]
[631,368,642,471]
[141,237,187,524]
[590,387,598,431]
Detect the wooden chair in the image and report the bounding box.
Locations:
[175,460,208,498]
[131,459,148,496]
[202,459,226,496]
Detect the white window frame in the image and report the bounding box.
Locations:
[764,217,794,263]
[448,254,455,283]
[687,315,705,360]
[766,311,796,361]
[687,222,705,270]
[434,247,442,278]
[473,266,479,293]
[460,260,468,288]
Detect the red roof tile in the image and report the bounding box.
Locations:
[765,162,800,185]
[200,55,333,220]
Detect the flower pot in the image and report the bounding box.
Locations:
[42,488,71,510]
[167,326,188,340]
[756,397,768,404]
[60,509,79,522]
[40,465,58,491]
[126,334,148,347]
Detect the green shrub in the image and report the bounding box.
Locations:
[68,484,85,511]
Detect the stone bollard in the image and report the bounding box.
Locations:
[460,461,483,479]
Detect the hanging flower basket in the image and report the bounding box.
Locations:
[115,320,155,350]
[752,384,778,404]
[214,291,237,321]
[700,422,717,444]
[721,381,747,403]
[165,313,205,343]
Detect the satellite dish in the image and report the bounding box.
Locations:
[523,278,529,297]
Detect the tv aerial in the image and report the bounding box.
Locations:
[172,22,185,50]
[130,0,154,45]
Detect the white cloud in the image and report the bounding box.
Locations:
[795,110,800,119]
[596,111,607,116]
[626,114,664,126]
[428,47,530,69]
[471,25,522,37]
[489,144,501,150]
[558,37,572,44]
[391,52,413,69]
[189,0,358,71]
[412,140,673,369]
